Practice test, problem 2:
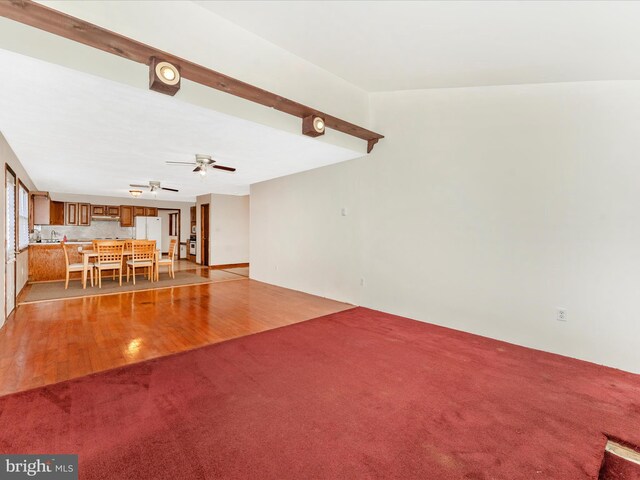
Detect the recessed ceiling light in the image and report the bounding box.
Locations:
[129,189,143,198]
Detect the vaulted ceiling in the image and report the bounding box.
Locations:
[198,1,640,91]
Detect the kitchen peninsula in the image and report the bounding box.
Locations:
[29,241,91,282]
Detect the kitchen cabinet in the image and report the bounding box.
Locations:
[32,194,50,225]
[133,206,146,217]
[78,203,91,226]
[50,201,65,226]
[106,205,120,217]
[65,203,78,225]
[91,205,106,216]
[144,207,158,216]
[120,206,134,227]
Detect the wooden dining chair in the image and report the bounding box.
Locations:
[94,241,124,288]
[61,242,93,289]
[156,239,177,280]
[126,240,155,285]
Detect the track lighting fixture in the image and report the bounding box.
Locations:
[302,115,325,137]
[149,57,181,96]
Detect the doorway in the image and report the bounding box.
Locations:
[201,203,209,266]
[157,208,181,256]
[5,165,16,321]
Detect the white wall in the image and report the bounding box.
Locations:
[196,193,249,266]
[251,81,640,373]
[210,194,249,266]
[0,132,37,326]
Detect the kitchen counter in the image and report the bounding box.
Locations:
[28,242,91,282]
[29,241,91,245]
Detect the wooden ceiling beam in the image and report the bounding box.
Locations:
[0,0,384,150]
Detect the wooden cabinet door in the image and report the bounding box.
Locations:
[33,195,51,225]
[106,205,120,216]
[120,206,133,227]
[145,207,158,216]
[50,201,65,226]
[190,206,196,223]
[91,205,106,216]
[133,206,145,217]
[78,203,91,226]
[65,203,78,225]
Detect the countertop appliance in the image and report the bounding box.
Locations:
[135,216,162,246]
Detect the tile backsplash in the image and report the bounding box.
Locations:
[35,221,135,242]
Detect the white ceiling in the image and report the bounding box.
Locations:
[0,49,362,201]
[198,1,640,92]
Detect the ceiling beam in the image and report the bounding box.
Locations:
[0,0,384,151]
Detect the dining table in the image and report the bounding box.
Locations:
[79,247,160,289]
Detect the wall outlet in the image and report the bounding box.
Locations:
[341,207,348,216]
[557,308,567,322]
[360,278,365,286]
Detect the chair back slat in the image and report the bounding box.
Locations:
[96,241,124,265]
[131,240,155,262]
[61,242,70,266]
[168,239,177,260]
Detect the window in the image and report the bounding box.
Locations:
[18,182,29,250]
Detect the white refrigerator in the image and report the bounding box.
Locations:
[134,216,162,247]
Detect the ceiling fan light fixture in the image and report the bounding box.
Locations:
[129,189,143,198]
[197,166,207,176]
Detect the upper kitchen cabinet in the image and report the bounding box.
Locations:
[133,206,145,217]
[144,207,158,217]
[50,201,65,226]
[106,205,120,217]
[32,193,64,226]
[78,203,91,226]
[32,193,51,225]
[65,203,78,225]
[91,205,106,216]
[120,206,133,227]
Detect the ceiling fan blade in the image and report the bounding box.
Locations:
[212,165,236,172]
[161,187,179,192]
[166,161,196,165]
[129,184,150,188]
[193,166,202,173]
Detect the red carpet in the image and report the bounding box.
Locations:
[0,307,639,479]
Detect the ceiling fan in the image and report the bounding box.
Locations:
[166,154,236,176]
[129,181,179,193]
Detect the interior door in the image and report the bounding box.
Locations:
[201,204,209,266]
[5,167,16,319]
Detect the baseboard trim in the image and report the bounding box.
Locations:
[210,263,249,270]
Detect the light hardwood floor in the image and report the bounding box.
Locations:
[0,262,353,396]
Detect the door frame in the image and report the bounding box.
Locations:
[200,203,209,267]
[4,164,17,321]
[157,208,181,255]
